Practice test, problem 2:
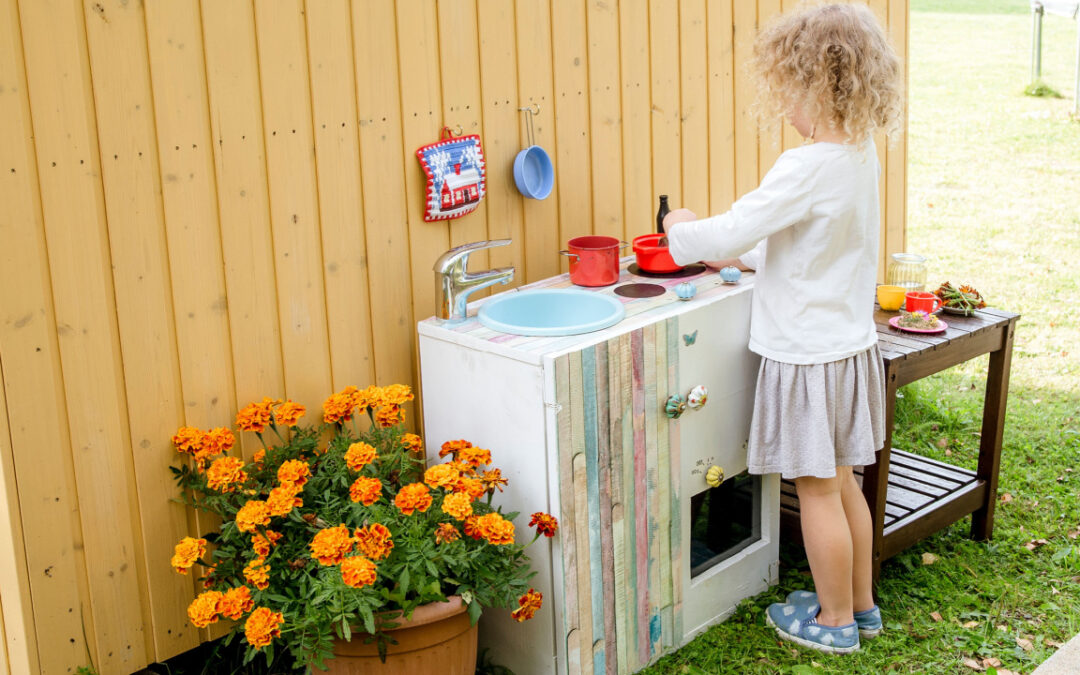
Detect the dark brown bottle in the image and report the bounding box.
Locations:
[656,195,670,234]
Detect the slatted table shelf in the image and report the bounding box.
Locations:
[780,305,1020,579]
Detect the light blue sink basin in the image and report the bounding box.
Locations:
[478,289,626,336]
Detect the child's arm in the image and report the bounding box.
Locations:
[665,152,812,266]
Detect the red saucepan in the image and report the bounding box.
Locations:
[560,236,629,287]
[632,233,684,273]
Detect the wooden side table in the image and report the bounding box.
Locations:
[780,306,1020,580]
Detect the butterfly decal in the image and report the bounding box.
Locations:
[683,330,698,346]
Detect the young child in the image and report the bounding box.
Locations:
[664,3,904,655]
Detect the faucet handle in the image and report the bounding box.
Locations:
[433,239,512,273]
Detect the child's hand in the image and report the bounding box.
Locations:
[663,208,697,229]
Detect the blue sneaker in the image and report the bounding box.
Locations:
[766,602,860,654]
[785,590,883,639]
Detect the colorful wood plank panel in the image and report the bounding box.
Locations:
[555,318,683,673]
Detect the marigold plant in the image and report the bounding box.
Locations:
[169,385,551,669]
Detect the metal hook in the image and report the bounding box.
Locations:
[517,104,540,147]
[453,124,464,137]
[517,102,540,116]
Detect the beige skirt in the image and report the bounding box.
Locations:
[747,343,886,479]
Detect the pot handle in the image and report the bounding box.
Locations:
[618,240,630,249]
[559,250,580,262]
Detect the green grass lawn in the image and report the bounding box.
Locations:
[639,1,1080,673]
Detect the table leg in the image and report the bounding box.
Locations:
[971,322,1016,540]
[861,367,898,582]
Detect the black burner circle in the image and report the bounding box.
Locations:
[627,263,706,279]
[614,283,667,299]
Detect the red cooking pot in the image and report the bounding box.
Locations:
[632,233,684,273]
[560,236,629,287]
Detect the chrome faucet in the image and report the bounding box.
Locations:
[434,240,515,322]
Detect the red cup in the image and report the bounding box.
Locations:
[904,291,941,314]
[559,236,628,287]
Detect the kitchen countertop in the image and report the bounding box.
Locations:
[418,257,755,365]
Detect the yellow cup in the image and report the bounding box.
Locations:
[876,285,907,311]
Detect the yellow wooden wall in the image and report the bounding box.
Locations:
[0,0,907,673]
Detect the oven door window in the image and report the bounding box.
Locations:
[689,473,761,578]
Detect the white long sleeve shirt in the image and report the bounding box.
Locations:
[668,141,881,365]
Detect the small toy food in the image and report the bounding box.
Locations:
[897,310,940,330]
[934,282,986,315]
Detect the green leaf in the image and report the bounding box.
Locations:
[466,598,483,625]
[399,567,410,594]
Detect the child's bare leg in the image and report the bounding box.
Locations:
[839,466,876,612]
[795,474,855,627]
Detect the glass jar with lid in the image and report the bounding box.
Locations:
[886,253,928,292]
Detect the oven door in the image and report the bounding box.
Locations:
[676,290,780,640]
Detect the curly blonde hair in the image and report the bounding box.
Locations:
[751,2,904,145]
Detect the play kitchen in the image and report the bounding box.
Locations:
[418,228,778,673]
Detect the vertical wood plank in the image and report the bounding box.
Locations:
[85,0,198,658]
[757,0,783,182]
[779,0,801,152]
[304,0,376,390]
[568,351,593,675]
[885,0,908,278]
[706,0,736,216]
[606,337,629,674]
[513,0,560,282]
[679,0,709,217]
[555,355,578,674]
[0,0,83,670]
[477,0,526,288]
[0,361,34,674]
[593,344,617,674]
[437,0,491,276]
[18,0,150,668]
[666,318,683,642]
[654,321,672,650]
[396,0,448,336]
[351,0,415,388]
[586,0,624,239]
[551,0,593,258]
[252,0,333,407]
[642,323,661,657]
[732,0,759,198]
[581,347,604,668]
[618,0,653,241]
[619,332,638,671]
[629,329,649,665]
[201,0,286,432]
[649,0,681,216]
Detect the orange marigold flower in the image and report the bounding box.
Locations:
[439,439,473,458]
[309,525,354,566]
[401,433,423,452]
[252,449,266,466]
[236,398,278,433]
[423,463,460,490]
[206,456,247,493]
[441,492,474,520]
[434,523,460,545]
[353,523,394,561]
[243,557,270,590]
[244,607,284,650]
[322,386,359,424]
[266,484,302,517]
[216,586,255,621]
[273,400,306,427]
[171,536,206,575]
[529,512,559,538]
[475,512,515,545]
[349,476,383,506]
[344,442,377,472]
[481,468,508,493]
[375,404,404,428]
[463,516,482,540]
[251,530,283,557]
[379,384,414,406]
[187,590,222,628]
[458,446,492,469]
[277,459,310,488]
[511,588,543,622]
[340,555,378,589]
[455,476,488,501]
[393,483,433,516]
[235,500,271,533]
[201,564,216,589]
[201,427,236,456]
[171,426,205,454]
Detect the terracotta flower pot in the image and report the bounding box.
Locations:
[322,596,478,674]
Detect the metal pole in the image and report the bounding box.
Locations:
[1074,17,1080,116]
[1032,4,1044,84]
